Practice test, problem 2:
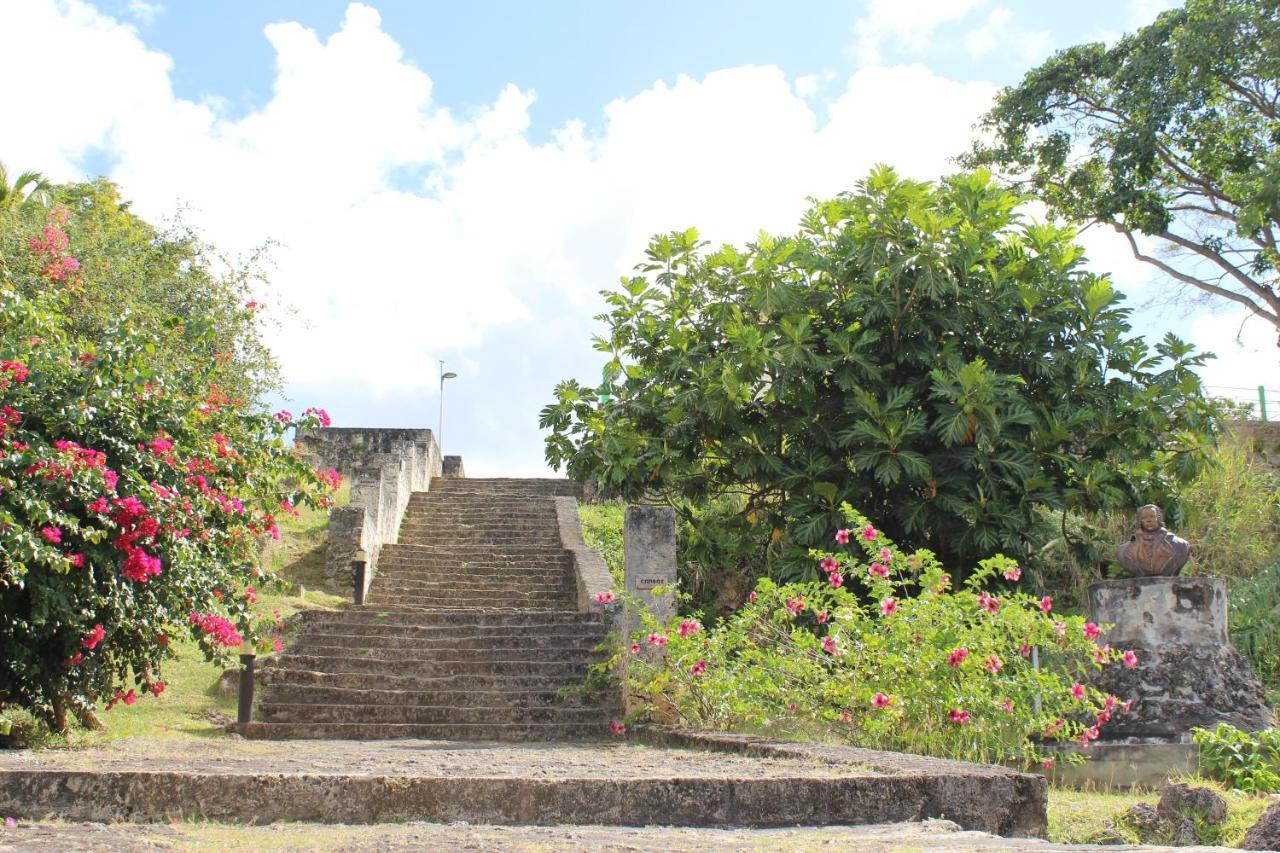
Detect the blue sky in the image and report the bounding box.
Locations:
[4,1,1276,474]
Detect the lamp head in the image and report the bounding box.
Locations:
[442,372,458,380]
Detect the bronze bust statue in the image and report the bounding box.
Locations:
[1116,504,1190,577]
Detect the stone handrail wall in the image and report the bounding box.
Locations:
[297,427,442,589]
[553,496,620,624]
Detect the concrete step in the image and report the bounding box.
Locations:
[271,654,593,678]
[257,703,611,726]
[239,721,605,740]
[372,566,571,580]
[289,641,605,663]
[379,544,568,557]
[363,594,574,609]
[395,536,563,547]
[260,683,617,709]
[295,608,599,628]
[370,578,571,594]
[260,667,597,693]
[283,621,609,642]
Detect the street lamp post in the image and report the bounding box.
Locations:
[438,360,457,456]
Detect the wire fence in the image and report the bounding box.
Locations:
[1203,385,1278,421]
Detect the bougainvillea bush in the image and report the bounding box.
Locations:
[0,211,337,734]
[623,505,1140,767]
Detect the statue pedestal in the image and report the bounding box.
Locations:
[1087,577,1273,739]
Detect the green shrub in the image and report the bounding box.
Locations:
[578,503,624,586]
[623,505,1137,766]
[1192,723,1280,794]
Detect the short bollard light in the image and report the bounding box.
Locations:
[352,547,369,606]
[237,653,256,726]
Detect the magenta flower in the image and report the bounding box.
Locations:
[646,632,668,647]
[1001,698,1014,713]
[819,556,839,574]
[1003,565,1022,582]
[879,597,897,616]
[878,548,892,562]
[984,655,1003,674]
[1070,682,1085,701]
[977,592,1001,614]
[40,526,61,544]
[1039,596,1052,613]
[1094,643,1111,664]
[816,609,829,624]
[1019,641,1032,658]
[948,709,971,724]
[747,591,757,603]
[4,816,15,828]
[861,524,878,542]
[946,647,969,668]
[68,553,84,568]
[828,571,844,589]
[785,596,806,615]
[834,528,851,544]
[1041,758,1055,770]
[871,692,893,709]
[1083,622,1101,640]
[868,562,889,579]
[81,623,105,650]
[821,636,841,656]
[1053,621,1067,638]
[609,721,626,735]
[594,590,615,604]
[1122,649,1139,669]
[677,619,701,638]
[690,659,707,676]
[629,643,641,655]
[147,437,173,455]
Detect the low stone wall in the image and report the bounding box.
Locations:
[297,428,442,588]
[553,496,619,624]
[1233,419,1280,474]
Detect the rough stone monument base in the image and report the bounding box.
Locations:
[1088,577,1273,740]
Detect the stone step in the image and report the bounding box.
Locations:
[259,683,617,709]
[363,593,574,608]
[380,544,568,556]
[287,642,605,664]
[373,566,571,580]
[296,610,594,630]
[395,536,563,547]
[260,667,596,693]
[371,578,571,593]
[239,721,604,740]
[271,654,592,678]
[257,702,611,726]
[283,621,610,642]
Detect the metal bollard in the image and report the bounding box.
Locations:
[352,548,369,605]
[237,653,256,725]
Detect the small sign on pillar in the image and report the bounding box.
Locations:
[623,505,677,640]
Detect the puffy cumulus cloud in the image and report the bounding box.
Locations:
[5,1,1005,470]
[853,0,982,66]
[964,7,1052,63]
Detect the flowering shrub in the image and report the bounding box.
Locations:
[0,215,337,733]
[624,505,1138,766]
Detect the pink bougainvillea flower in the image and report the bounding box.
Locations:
[819,556,839,574]
[879,597,898,617]
[690,659,707,676]
[821,635,841,656]
[1054,621,1067,638]
[646,632,668,647]
[1078,725,1100,749]
[1122,649,1139,669]
[984,655,1003,674]
[122,689,137,706]
[150,681,165,698]
[1003,565,1022,582]
[878,548,892,562]
[1041,758,1055,770]
[147,437,173,455]
[1001,698,1014,713]
[868,562,889,579]
[1044,718,1065,737]
[871,692,893,709]
[1122,699,1134,714]
[4,816,15,827]
[677,619,701,639]
[82,624,105,650]
[244,586,257,605]
[828,571,844,589]
[594,590,615,605]
[785,596,806,615]
[948,709,971,724]
[1019,641,1032,658]
[39,526,61,544]
[1094,644,1111,665]
[816,609,829,624]
[747,591,757,604]
[834,528,851,544]
[1039,596,1053,613]
[1083,622,1101,640]
[1,361,29,383]
[67,553,84,568]
[936,573,951,592]
[629,643,641,655]
[1070,682,1085,701]
[946,647,969,668]
[841,710,852,724]
[977,592,1001,614]
[609,721,626,735]
[861,524,878,542]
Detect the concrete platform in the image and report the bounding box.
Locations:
[0,729,1047,837]
[1043,741,1198,792]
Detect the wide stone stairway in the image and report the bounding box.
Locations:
[247,477,619,740]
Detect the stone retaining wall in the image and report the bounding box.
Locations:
[297,428,442,586]
[553,496,619,625]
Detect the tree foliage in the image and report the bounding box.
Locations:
[541,168,1217,577]
[966,0,1280,339]
[0,205,336,735]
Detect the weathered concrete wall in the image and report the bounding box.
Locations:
[623,505,677,640]
[442,455,465,478]
[553,497,619,626]
[1088,576,1273,738]
[298,428,442,588]
[1233,420,1280,474]
[1041,741,1197,792]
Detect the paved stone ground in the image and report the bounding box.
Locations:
[0,819,1233,851]
[0,738,848,777]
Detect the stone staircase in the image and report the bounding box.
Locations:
[247,478,619,740]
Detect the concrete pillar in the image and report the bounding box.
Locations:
[623,505,677,639]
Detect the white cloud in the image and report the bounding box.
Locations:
[964,7,1053,63]
[1191,311,1280,413]
[126,1,162,24]
[1129,0,1181,28]
[854,0,983,66]
[4,1,1003,472]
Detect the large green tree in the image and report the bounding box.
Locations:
[966,0,1280,340]
[541,168,1217,577]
